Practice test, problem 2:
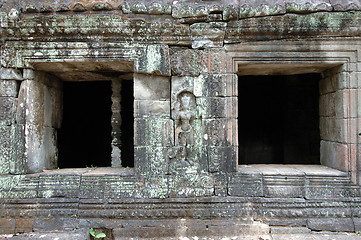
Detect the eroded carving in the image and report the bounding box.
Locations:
[169,91,196,168]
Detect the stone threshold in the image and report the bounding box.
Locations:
[238,164,348,177]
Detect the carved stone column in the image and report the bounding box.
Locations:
[111,79,122,167]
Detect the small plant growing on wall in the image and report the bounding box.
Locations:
[89,228,106,239]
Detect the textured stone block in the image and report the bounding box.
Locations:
[168,173,213,198]
[134,118,173,147]
[171,49,202,77]
[239,0,286,19]
[134,100,170,118]
[171,49,227,76]
[0,68,22,81]
[197,97,237,118]
[0,218,15,234]
[263,175,305,198]
[33,217,77,231]
[0,126,12,174]
[213,172,227,196]
[134,73,170,100]
[208,146,237,172]
[25,125,58,173]
[305,175,351,199]
[320,140,349,171]
[319,93,336,117]
[307,218,354,232]
[319,117,349,143]
[285,0,332,13]
[135,44,170,76]
[10,124,26,174]
[330,0,361,11]
[0,97,16,125]
[190,22,226,49]
[228,172,263,197]
[203,118,237,147]
[0,80,18,97]
[15,218,34,233]
[37,175,82,198]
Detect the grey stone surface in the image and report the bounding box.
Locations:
[0,80,18,97]
[0,68,22,81]
[307,218,355,232]
[1,0,361,236]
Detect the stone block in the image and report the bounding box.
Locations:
[0,175,38,199]
[335,89,357,118]
[320,117,349,143]
[171,49,202,76]
[0,97,16,126]
[25,125,58,173]
[203,118,237,147]
[213,172,227,196]
[0,126,12,174]
[191,74,238,98]
[134,146,149,175]
[307,218,354,232]
[33,217,77,231]
[17,80,44,126]
[0,80,18,97]
[15,218,34,233]
[134,44,170,76]
[134,73,170,100]
[37,175,81,198]
[10,124,26,174]
[106,176,139,199]
[320,140,349,171]
[285,0,332,13]
[49,87,62,129]
[168,173,213,198]
[198,97,237,119]
[228,172,263,197]
[263,175,305,198]
[239,0,286,19]
[171,48,227,76]
[330,0,361,11]
[0,68,22,81]
[305,175,351,199]
[190,22,226,49]
[22,69,35,80]
[208,146,237,172]
[0,218,15,234]
[134,100,170,118]
[135,146,169,175]
[144,175,168,199]
[134,118,173,147]
[353,217,361,231]
[319,92,336,117]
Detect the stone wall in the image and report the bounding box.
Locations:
[1,0,361,237]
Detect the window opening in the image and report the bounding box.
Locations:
[120,79,134,167]
[238,74,321,165]
[58,81,112,168]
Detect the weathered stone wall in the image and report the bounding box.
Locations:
[1,0,361,237]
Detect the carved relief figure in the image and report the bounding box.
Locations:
[169,91,196,167]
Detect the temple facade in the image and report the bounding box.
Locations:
[1,0,361,238]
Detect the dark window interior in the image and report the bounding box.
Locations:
[120,79,134,167]
[238,74,321,165]
[58,81,112,168]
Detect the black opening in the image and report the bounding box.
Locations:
[238,74,321,165]
[58,81,112,168]
[120,80,134,167]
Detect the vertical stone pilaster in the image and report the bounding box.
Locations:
[111,79,122,167]
[17,70,62,173]
[0,68,22,174]
[133,73,171,176]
